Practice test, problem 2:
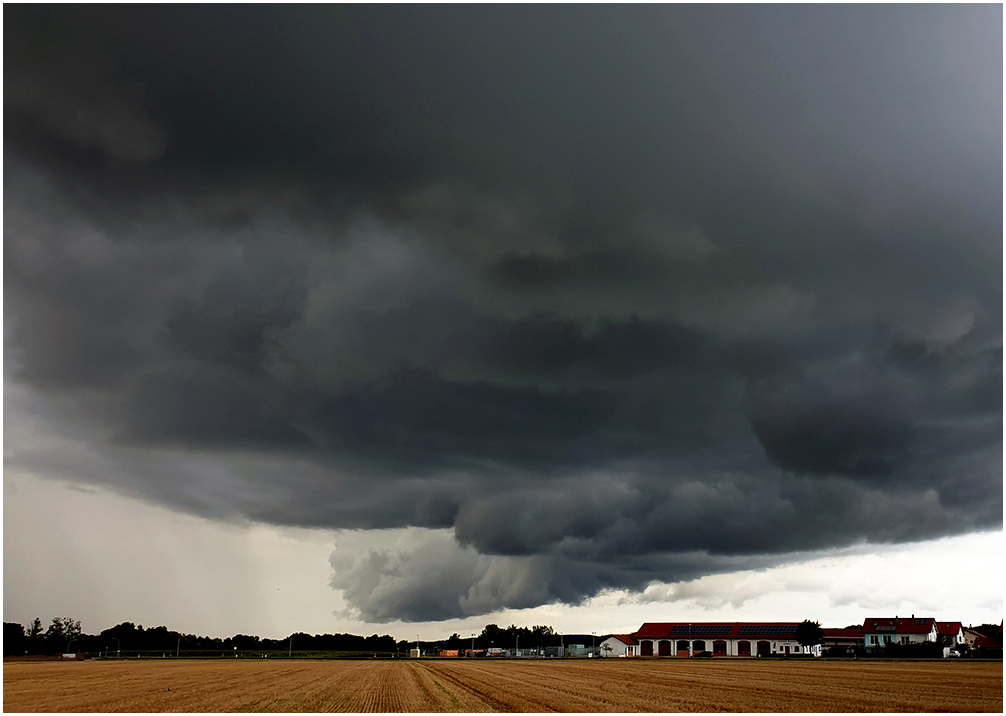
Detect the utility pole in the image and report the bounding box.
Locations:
[471,633,476,657]
[176,637,180,658]
[288,636,293,658]
[516,633,519,658]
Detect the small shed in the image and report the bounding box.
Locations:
[599,635,637,657]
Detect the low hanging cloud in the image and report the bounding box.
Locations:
[5,71,168,165]
[329,529,546,623]
[4,5,1001,622]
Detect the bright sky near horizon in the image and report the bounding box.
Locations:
[4,5,1002,640]
[5,471,1001,640]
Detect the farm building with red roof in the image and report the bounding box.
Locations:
[632,622,803,657]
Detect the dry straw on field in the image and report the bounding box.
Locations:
[3,657,1002,712]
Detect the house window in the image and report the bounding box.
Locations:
[900,636,909,644]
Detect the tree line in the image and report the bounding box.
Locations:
[442,624,571,651]
[5,617,83,656]
[2,618,574,657]
[3,617,401,657]
[9,617,996,658]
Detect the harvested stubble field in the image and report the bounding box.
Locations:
[3,657,1002,712]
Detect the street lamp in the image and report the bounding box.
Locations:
[689,623,692,657]
[416,634,420,657]
[592,632,596,656]
[234,646,237,658]
[516,634,519,658]
[471,633,476,657]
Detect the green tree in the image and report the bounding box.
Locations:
[974,624,1001,640]
[532,625,555,649]
[23,618,44,655]
[794,620,824,651]
[478,623,503,651]
[43,617,82,654]
[4,623,27,656]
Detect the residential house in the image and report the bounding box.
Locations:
[962,627,984,649]
[862,617,937,654]
[964,623,1003,658]
[935,622,965,656]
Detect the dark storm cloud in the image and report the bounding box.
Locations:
[5,5,1001,621]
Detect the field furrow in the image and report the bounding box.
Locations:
[3,658,1002,713]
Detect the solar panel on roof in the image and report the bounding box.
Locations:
[669,625,732,635]
[737,625,797,635]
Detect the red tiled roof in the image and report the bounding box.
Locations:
[634,623,680,638]
[863,617,935,635]
[634,622,738,638]
[607,634,637,645]
[936,622,963,636]
[974,634,1003,648]
[633,622,801,640]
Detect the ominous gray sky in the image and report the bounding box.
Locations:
[4,5,1002,628]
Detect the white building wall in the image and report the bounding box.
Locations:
[599,637,634,657]
[636,637,803,656]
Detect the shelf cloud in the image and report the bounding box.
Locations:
[5,5,1001,621]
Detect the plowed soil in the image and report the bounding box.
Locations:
[3,658,1001,712]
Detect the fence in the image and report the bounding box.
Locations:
[507,646,601,658]
[448,646,602,658]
